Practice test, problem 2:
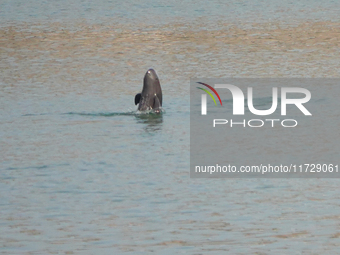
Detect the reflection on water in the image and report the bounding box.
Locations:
[135,112,163,133]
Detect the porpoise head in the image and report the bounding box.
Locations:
[143,69,160,89]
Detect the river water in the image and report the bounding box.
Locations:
[1,0,340,254]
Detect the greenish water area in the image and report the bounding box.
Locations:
[1,0,340,254]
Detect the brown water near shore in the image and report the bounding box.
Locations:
[1,21,339,98]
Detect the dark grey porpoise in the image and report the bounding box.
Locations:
[135,69,162,113]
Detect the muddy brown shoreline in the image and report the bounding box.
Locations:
[1,21,339,98]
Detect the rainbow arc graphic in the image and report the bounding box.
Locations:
[196,82,222,106]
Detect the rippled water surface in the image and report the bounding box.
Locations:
[1,0,340,254]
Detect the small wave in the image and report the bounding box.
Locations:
[64,111,136,117]
[22,113,50,116]
[6,163,69,171]
[65,108,165,117]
